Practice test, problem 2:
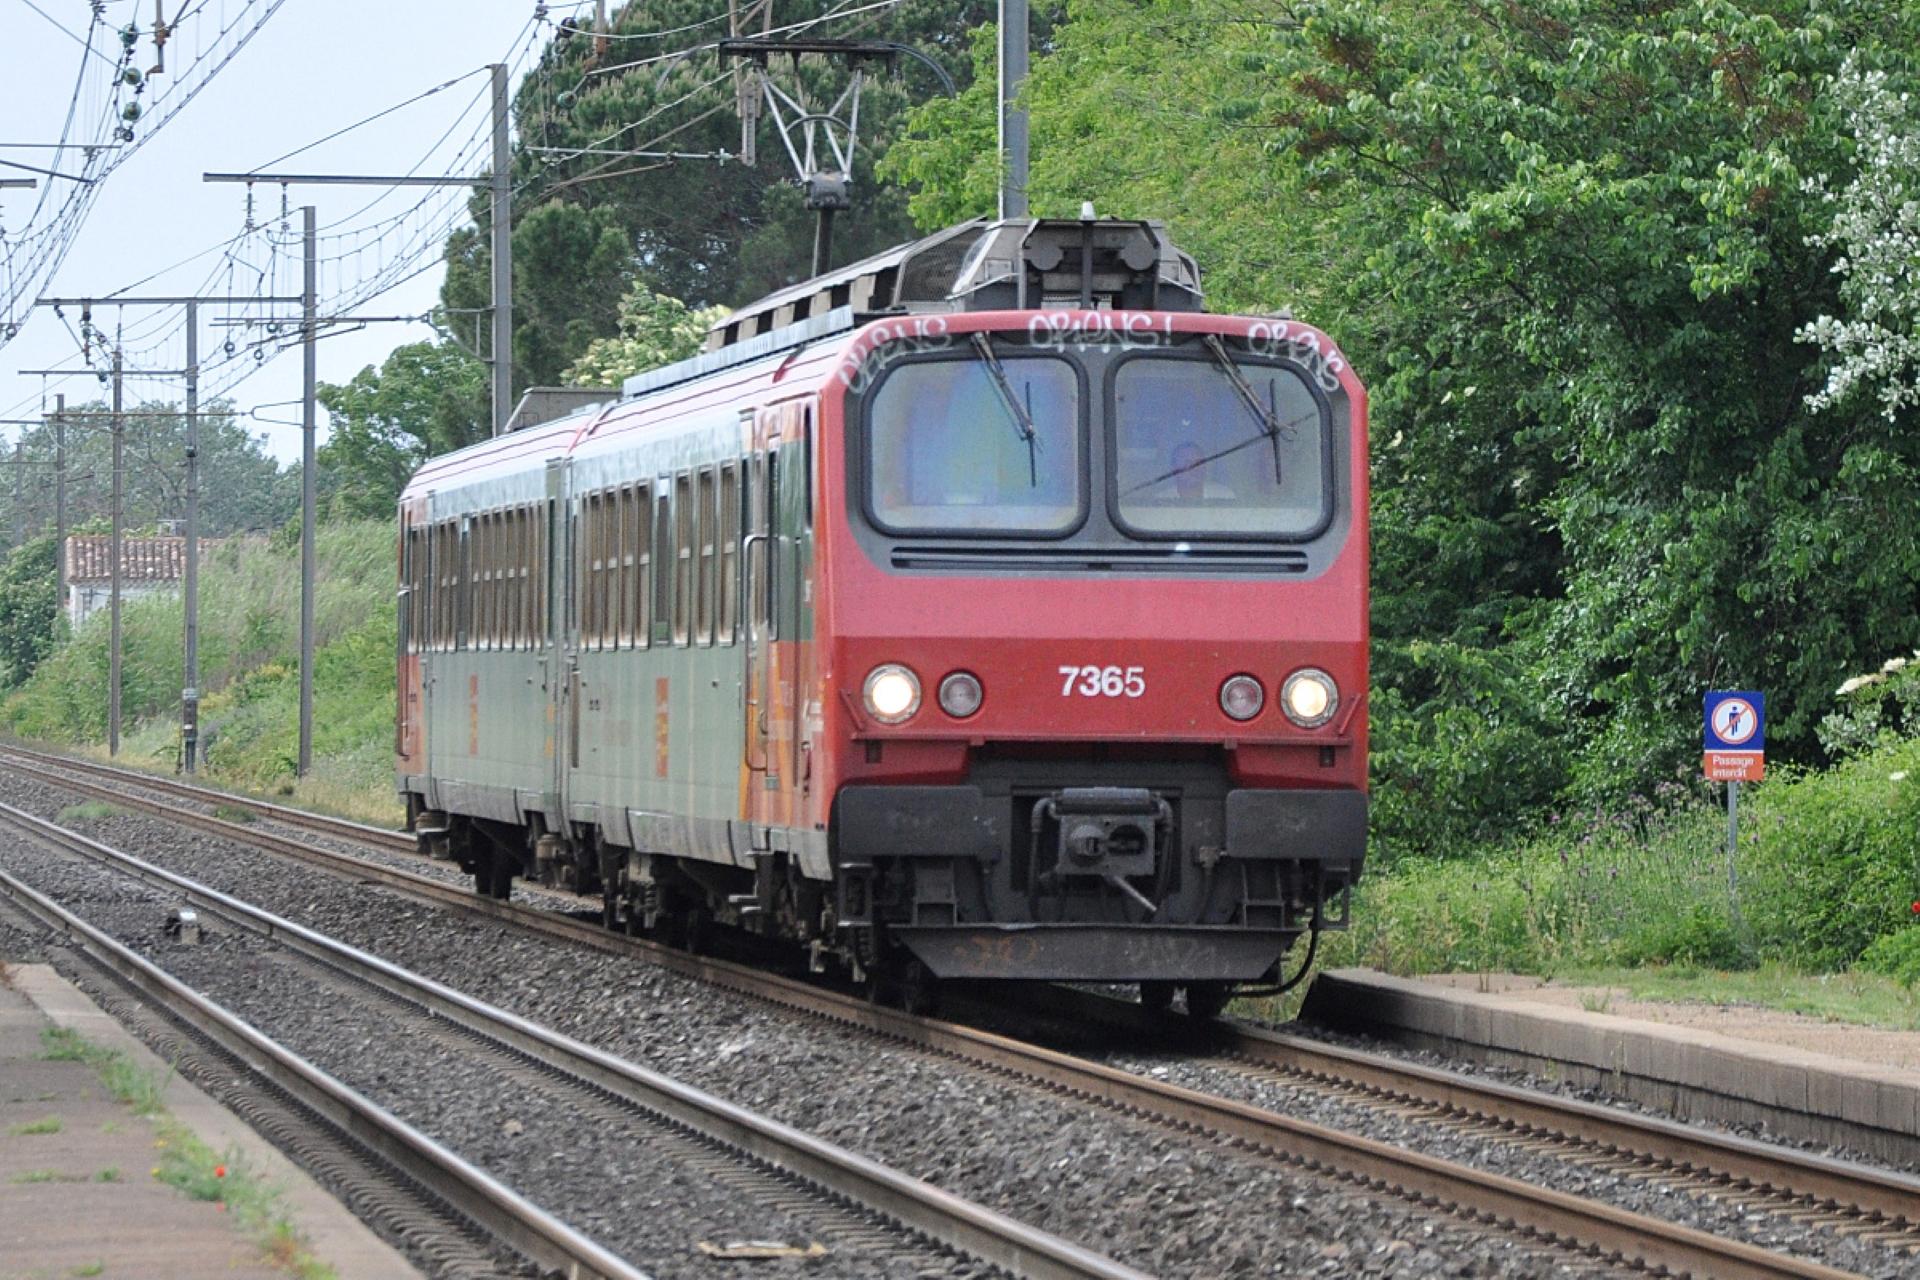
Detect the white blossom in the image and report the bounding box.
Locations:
[1798,58,1920,422]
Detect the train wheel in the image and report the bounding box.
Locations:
[1183,982,1232,1021]
[1139,981,1177,1013]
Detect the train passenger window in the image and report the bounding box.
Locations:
[718,462,739,645]
[1111,355,1329,539]
[533,501,549,649]
[696,467,716,646]
[579,495,595,644]
[866,356,1081,534]
[628,482,650,648]
[652,490,671,645]
[596,490,616,649]
[614,487,637,652]
[673,473,693,646]
[479,513,494,650]
[456,521,471,651]
[506,507,524,651]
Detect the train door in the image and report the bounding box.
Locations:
[743,401,813,843]
[396,498,429,784]
[546,459,572,827]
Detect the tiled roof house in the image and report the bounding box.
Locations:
[64,535,186,628]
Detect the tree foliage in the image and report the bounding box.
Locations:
[440,0,998,403]
[1798,54,1920,420]
[317,340,489,519]
[0,535,59,688]
[564,281,728,388]
[890,0,1920,855]
[0,401,296,555]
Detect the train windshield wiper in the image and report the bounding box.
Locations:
[971,333,1040,486]
[1203,334,1283,485]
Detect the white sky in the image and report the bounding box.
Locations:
[1,0,554,464]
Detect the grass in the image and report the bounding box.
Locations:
[3,520,404,828]
[10,1115,64,1135]
[71,1264,105,1278]
[38,1026,337,1280]
[56,801,123,823]
[1543,962,1920,1031]
[211,803,259,824]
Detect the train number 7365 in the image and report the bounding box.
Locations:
[1058,665,1146,698]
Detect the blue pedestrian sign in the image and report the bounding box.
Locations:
[1704,691,1764,781]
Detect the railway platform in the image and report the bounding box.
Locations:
[0,963,420,1280]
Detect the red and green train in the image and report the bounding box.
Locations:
[396,217,1369,1013]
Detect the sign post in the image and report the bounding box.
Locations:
[1704,691,1765,921]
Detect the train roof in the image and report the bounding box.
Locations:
[400,216,1217,502]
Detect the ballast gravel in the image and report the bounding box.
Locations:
[0,765,1862,1276]
[0,844,965,1280]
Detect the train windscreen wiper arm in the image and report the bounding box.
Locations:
[971,333,1040,486]
[1203,334,1283,484]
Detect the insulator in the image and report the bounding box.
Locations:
[120,24,138,50]
[122,68,142,87]
[121,102,142,123]
[253,347,265,363]
[223,337,235,357]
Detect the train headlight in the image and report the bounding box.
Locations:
[863,664,921,724]
[938,671,983,719]
[1281,668,1338,729]
[1219,674,1265,722]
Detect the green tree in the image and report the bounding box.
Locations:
[1799,54,1920,421]
[317,340,489,519]
[0,535,59,688]
[565,281,729,387]
[0,401,295,553]
[889,0,1920,852]
[440,0,996,402]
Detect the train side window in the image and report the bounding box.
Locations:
[456,520,471,652]
[673,472,693,646]
[484,511,499,651]
[534,500,550,649]
[475,513,490,651]
[594,490,611,650]
[718,462,739,645]
[696,466,716,646]
[629,481,650,648]
[651,489,671,646]
[577,495,594,651]
[507,506,524,651]
[614,487,629,656]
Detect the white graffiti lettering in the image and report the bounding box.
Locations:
[1243,320,1347,393]
[837,316,954,393]
[1023,310,1176,352]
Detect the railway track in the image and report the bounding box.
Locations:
[3,745,1907,1278]
[0,794,1146,1280]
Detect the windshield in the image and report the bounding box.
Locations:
[867,356,1081,534]
[1112,355,1328,538]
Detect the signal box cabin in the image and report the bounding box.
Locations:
[397,217,1368,1007]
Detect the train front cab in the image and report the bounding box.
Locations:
[820,311,1369,996]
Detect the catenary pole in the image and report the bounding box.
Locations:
[53,394,65,620]
[183,300,200,773]
[299,205,316,778]
[997,0,1029,219]
[491,62,514,436]
[109,347,123,757]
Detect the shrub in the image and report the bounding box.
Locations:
[1857,929,1920,987]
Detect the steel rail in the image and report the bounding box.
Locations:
[1012,985,1920,1239]
[0,797,1149,1280]
[0,747,1874,1279]
[0,808,648,1280]
[0,742,415,854]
